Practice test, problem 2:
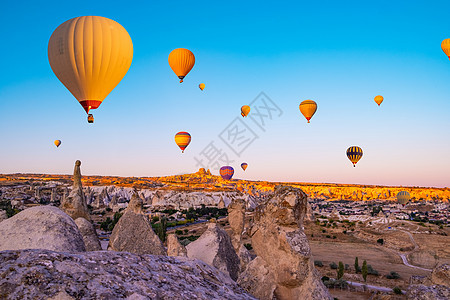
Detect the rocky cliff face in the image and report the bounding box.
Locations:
[0,249,257,299]
[238,185,332,300]
[407,263,450,300]
[60,160,90,221]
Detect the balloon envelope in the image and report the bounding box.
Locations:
[220,166,234,180]
[48,16,133,114]
[441,39,450,60]
[397,191,411,205]
[174,132,191,153]
[54,140,61,147]
[374,95,384,106]
[168,48,195,83]
[346,146,363,167]
[241,105,250,117]
[299,100,317,123]
[199,83,205,91]
[241,163,248,171]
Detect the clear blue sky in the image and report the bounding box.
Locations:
[1,0,450,187]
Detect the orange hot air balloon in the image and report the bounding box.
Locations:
[168,48,195,83]
[199,83,205,91]
[241,105,250,117]
[54,140,61,147]
[175,132,191,153]
[441,39,450,60]
[299,100,317,123]
[374,95,384,106]
[48,16,133,121]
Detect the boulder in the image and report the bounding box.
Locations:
[239,185,331,300]
[186,222,240,281]
[167,234,187,257]
[0,210,7,222]
[108,193,166,255]
[74,218,101,251]
[0,206,85,252]
[60,160,90,221]
[0,249,257,299]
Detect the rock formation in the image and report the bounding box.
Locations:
[0,206,85,252]
[186,222,240,281]
[74,217,102,251]
[0,249,256,299]
[167,233,187,257]
[227,198,246,250]
[238,185,332,300]
[305,200,316,222]
[60,160,90,221]
[108,192,166,255]
[0,210,7,222]
[407,263,450,299]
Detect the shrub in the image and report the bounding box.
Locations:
[393,287,403,295]
[337,262,344,279]
[332,236,337,239]
[367,264,378,276]
[314,260,323,267]
[183,229,189,234]
[175,230,183,235]
[152,216,159,223]
[345,264,349,270]
[322,229,326,233]
[386,271,400,279]
[377,238,384,245]
[343,230,347,234]
[321,276,329,282]
[326,235,331,238]
[244,243,253,251]
[330,262,338,269]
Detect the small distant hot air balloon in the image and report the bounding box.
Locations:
[48,16,133,123]
[346,146,363,167]
[299,100,317,123]
[241,163,248,171]
[168,48,195,83]
[220,166,234,180]
[441,39,450,60]
[174,132,191,153]
[241,105,250,117]
[199,83,205,91]
[374,95,384,106]
[397,191,411,205]
[54,140,61,147]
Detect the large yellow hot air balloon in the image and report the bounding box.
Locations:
[54,140,61,147]
[199,83,205,91]
[346,146,363,167]
[441,39,450,60]
[175,132,191,153]
[241,105,250,117]
[299,100,317,123]
[374,95,384,106]
[168,48,195,83]
[48,16,133,123]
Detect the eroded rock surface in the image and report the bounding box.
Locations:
[238,185,332,300]
[74,217,101,251]
[60,160,90,221]
[0,249,256,299]
[186,222,240,281]
[407,263,450,300]
[0,206,85,252]
[167,234,187,257]
[108,193,166,255]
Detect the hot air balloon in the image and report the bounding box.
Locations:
[175,132,191,153]
[199,83,205,91]
[54,140,61,147]
[374,95,384,106]
[241,163,248,171]
[346,146,363,167]
[48,16,133,123]
[241,105,250,117]
[168,48,195,83]
[299,100,317,123]
[220,166,234,180]
[397,191,411,205]
[441,39,450,60]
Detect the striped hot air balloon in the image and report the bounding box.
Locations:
[299,100,317,123]
[397,191,411,205]
[346,146,363,167]
[241,163,248,171]
[174,132,191,153]
[220,166,234,180]
[54,140,61,147]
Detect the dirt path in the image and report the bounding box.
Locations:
[347,281,405,294]
[393,228,432,272]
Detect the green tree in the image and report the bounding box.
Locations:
[337,261,344,279]
[354,257,359,273]
[156,216,167,242]
[362,260,368,282]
